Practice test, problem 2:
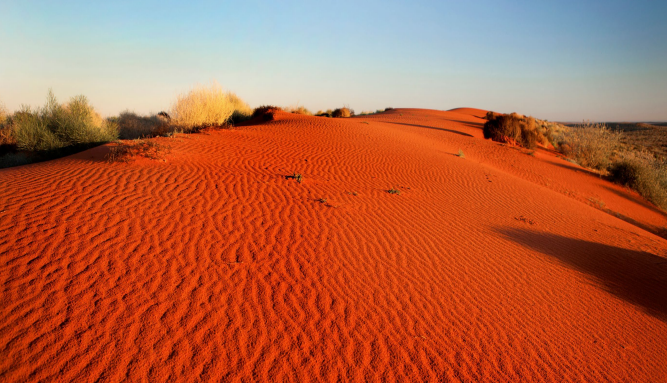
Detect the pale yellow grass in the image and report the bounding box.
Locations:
[170,83,251,129]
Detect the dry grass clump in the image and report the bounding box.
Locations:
[609,151,667,209]
[106,139,171,163]
[170,83,251,130]
[115,111,172,139]
[558,122,622,171]
[483,112,543,149]
[535,119,569,147]
[332,107,352,118]
[285,106,312,115]
[0,102,7,126]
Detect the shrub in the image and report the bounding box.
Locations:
[558,121,622,171]
[11,90,117,152]
[332,107,351,118]
[252,105,283,121]
[483,113,543,149]
[116,111,171,139]
[610,151,667,210]
[170,83,251,130]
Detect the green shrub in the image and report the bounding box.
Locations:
[558,121,622,171]
[8,90,117,153]
[610,151,667,209]
[11,106,64,151]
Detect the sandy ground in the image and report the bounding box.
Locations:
[1,108,666,382]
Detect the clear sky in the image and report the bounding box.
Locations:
[1,0,666,121]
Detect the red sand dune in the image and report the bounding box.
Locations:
[1,108,666,382]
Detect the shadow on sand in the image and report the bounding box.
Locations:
[497,227,667,322]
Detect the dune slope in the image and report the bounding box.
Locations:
[1,108,666,382]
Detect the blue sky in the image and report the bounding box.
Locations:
[1,0,666,121]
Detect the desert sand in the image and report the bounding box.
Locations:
[1,108,666,382]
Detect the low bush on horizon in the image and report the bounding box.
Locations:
[170,83,252,130]
[284,106,312,116]
[315,109,333,118]
[609,151,667,210]
[332,107,352,118]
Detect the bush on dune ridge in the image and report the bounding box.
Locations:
[252,105,283,121]
[332,107,352,118]
[114,111,171,139]
[170,83,251,130]
[11,90,117,152]
[483,112,543,149]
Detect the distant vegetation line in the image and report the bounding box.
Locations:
[484,112,667,210]
[0,83,379,169]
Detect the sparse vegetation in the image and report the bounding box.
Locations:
[387,188,401,195]
[609,151,667,209]
[0,90,118,168]
[285,106,312,115]
[457,149,465,158]
[286,173,303,183]
[170,82,251,130]
[316,109,333,118]
[558,121,622,171]
[106,139,171,163]
[318,198,327,204]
